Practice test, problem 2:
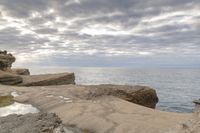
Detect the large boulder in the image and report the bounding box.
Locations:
[0,70,23,85]
[0,50,15,71]
[18,72,75,86]
[73,84,159,108]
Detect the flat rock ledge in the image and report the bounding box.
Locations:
[0,85,191,133]
[0,50,75,86]
[0,112,84,133]
[0,70,75,86]
[18,72,75,86]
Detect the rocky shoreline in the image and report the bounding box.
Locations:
[0,112,86,133]
[0,50,198,133]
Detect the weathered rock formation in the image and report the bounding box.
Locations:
[0,85,190,133]
[0,112,84,133]
[0,70,23,85]
[12,68,30,75]
[19,72,75,86]
[0,50,75,86]
[74,84,158,108]
[0,50,15,71]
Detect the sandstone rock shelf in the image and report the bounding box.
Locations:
[0,50,194,133]
[18,72,75,86]
[0,70,23,85]
[0,84,191,133]
[0,50,75,86]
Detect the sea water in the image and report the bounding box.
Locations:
[30,67,200,113]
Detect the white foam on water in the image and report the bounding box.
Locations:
[0,102,39,117]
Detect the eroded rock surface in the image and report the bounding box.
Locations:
[0,50,75,86]
[0,70,23,85]
[0,50,15,71]
[19,72,75,86]
[0,112,83,133]
[72,84,158,108]
[0,84,190,133]
[12,68,30,75]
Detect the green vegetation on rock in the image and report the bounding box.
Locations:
[0,95,14,107]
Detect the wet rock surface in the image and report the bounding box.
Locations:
[0,112,83,133]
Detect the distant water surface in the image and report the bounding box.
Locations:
[30,67,200,113]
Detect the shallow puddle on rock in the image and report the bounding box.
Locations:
[0,91,39,117]
[0,102,39,117]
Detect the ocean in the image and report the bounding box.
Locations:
[30,67,200,113]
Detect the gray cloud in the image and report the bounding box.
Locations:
[0,0,199,67]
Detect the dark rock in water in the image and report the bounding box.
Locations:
[0,50,15,71]
[12,68,30,75]
[81,84,159,108]
[0,70,23,85]
[0,112,81,133]
[19,72,75,86]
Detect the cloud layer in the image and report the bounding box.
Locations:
[0,0,199,67]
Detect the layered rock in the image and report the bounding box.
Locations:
[0,70,23,85]
[0,50,15,71]
[76,84,158,108]
[18,72,75,86]
[0,50,75,86]
[12,68,30,75]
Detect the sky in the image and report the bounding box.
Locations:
[0,0,199,68]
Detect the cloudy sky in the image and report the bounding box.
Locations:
[0,0,199,68]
